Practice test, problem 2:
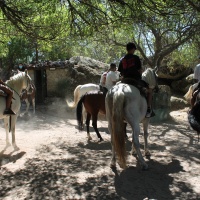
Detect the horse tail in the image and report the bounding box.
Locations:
[112,89,126,168]
[184,85,193,102]
[76,94,85,131]
[66,85,82,108]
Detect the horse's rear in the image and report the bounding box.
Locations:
[84,91,106,115]
[106,83,149,169]
[76,90,105,141]
[67,83,100,108]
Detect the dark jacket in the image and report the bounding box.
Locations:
[118,54,142,80]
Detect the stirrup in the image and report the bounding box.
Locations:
[3,108,16,115]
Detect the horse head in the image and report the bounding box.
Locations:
[152,66,159,93]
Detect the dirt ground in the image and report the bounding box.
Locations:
[0,98,199,200]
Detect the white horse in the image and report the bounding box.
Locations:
[105,68,157,170]
[0,70,31,150]
[66,83,100,108]
[184,82,200,103]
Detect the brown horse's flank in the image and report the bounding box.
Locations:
[76,90,105,141]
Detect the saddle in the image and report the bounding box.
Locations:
[121,78,149,97]
[0,89,7,97]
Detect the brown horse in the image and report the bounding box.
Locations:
[21,83,36,114]
[76,90,106,142]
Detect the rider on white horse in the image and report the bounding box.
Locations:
[0,79,16,115]
[118,42,153,118]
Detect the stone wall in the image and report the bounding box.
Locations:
[46,68,69,93]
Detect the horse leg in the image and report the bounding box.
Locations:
[110,124,116,168]
[3,118,11,148]
[10,116,19,150]
[32,98,35,114]
[105,95,116,167]
[124,122,128,139]
[92,114,103,142]
[130,121,148,170]
[85,113,92,141]
[25,99,30,114]
[143,118,151,156]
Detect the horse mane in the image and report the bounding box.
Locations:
[142,68,157,88]
[6,71,26,88]
[85,90,103,95]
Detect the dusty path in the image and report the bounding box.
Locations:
[0,98,199,200]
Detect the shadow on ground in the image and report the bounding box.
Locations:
[0,139,199,200]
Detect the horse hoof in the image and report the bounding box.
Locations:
[142,164,149,170]
[110,163,116,169]
[87,136,92,141]
[6,143,11,148]
[14,146,20,151]
[131,150,137,156]
[145,151,151,156]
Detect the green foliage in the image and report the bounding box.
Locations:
[167,44,199,70]
[1,37,35,69]
[0,0,199,71]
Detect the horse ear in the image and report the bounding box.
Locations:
[25,69,28,75]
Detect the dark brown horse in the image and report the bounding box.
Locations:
[76,90,106,142]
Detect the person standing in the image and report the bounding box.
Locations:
[18,63,25,72]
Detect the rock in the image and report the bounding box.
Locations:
[151,85,171,123]
[157,65,192,80]
[171,73,195,93]
[69,56,109,70]
[170,96,189,111]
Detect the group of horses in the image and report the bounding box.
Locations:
[67,68,158,169]
[1,67,199,170]
[67,68,200,169]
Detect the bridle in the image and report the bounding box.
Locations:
[5,73,31,100]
